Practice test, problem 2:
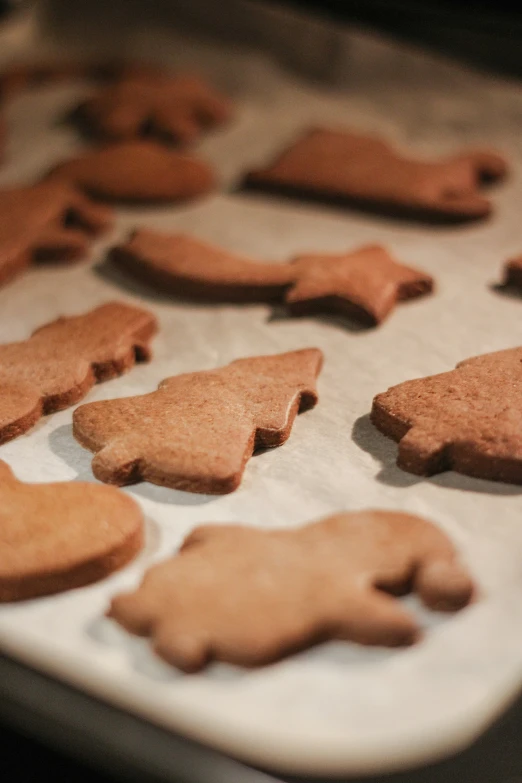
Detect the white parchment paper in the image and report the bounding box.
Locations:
[2,5,522,776]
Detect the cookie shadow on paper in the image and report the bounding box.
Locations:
[352,414,522,496]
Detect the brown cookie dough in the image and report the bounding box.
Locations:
[109,510,474,671]
[0,460,143,602]
[0,180,114,288]
[371,347,522,482]
[76,72,232,145]
[244,128,507,222]
[46,141,215,203]
[0,302,157,445]
[73,348,323,494]
[111,230,433,324]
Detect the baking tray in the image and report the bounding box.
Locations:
[3,1,522,778]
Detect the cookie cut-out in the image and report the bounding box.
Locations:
[372,347,522,482]
[0,302,157,445]
[0,180,114,288]
[0,460,143,602]
[109,510,474,671]
[111,230,432,324]
[244,128,507,222]
[76,72,232,144]
[46,141,215,203]
[73,348,323,494]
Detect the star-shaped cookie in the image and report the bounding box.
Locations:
[109,510,474,671]
[286,245,433,325]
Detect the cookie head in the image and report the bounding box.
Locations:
[109,510,474,671]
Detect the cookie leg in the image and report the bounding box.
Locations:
[91,440,142,485]
[336,590,420,647]
[415,557,475,611]
[68,190,115,234]
[34,226,90,262]
[397,425,451,475]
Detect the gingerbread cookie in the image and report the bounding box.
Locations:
[0,302,157,445]
[502,254,522,289]
[76,72,232,144]
[73,348,323,493]
[111,230,432,324]
[244,128,507,221]
[109,510,474,671]
[46,141,215,203]
[0,460,143,602]
[372,346,522,482]
[0,180,114,288]
[111,230,295,302]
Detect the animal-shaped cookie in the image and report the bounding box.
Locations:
[0,180,114,288]
[111,230,433,325]
[244,128,507,222]
[46,141,215,203]
[109,510,474,671]
[0,302,157,445]
[73,348,323,493]
[371,347,522,482]
[0,460,143,601]
[76,72,232,144]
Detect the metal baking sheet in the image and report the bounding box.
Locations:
[3,3,522,777]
